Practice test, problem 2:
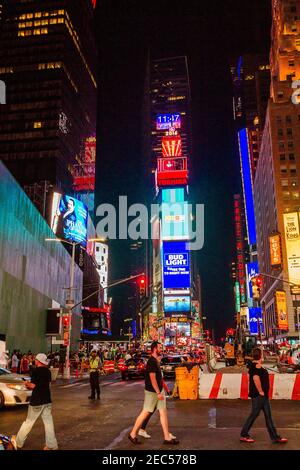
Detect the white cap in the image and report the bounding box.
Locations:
[35,353,49,366]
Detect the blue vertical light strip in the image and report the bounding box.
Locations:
[238,128,257,246]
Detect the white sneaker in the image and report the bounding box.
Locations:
[138,429,151,439]
[169,433,177,440]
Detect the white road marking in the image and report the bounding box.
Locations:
[103,426,132,450]
[208,407,217,428]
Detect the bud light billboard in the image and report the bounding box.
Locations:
[51,193,88,247]
[163,241,190,289]
[248,307,264,335]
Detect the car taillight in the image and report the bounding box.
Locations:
[119,365,128,371]
[138,364,145,369]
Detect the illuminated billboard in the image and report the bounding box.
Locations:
[51,193,88,247]
[248,307,264,335]
[283,212,300,287]
[238,128,257,245]
[269,233,282,267]
[162,241,190,289]
[156,113,181,130]
[163,295,191,314]
[246,262,259,307]
[161,188,189,240]
[275,291,288,330]
[162,135,182,157]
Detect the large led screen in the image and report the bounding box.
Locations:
[161,188,189,240]
[51,193,88,247]
[163,241,190,289]
[163,296,191,314]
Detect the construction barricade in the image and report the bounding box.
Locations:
[174,365,199,400]
[198,371,300,400]
[103,360,115,374]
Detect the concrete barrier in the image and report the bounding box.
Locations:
[199,371,300,400]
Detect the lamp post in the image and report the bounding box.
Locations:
[45,238,81,378]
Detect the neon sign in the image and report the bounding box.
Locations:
[156,114,181,130]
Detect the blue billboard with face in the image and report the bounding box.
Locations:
[164,295,191,314]
[52,193,88,247]
[163,241,190,289]
[249,307,264,335]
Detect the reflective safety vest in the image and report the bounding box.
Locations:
[89,357,101,372]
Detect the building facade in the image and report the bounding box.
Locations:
[254,0,300,342]
[0,0,97,218]
[0,162,83,352]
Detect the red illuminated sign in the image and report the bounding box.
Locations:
[92,0,97,8]
[162,135,182,157]
[156,157,188,187]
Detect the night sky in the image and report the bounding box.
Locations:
[95,0,271,340]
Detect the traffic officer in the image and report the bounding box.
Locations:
[88,350,101,400]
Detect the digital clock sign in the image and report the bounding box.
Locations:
[156,114,181,130]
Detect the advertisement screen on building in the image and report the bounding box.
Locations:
[246,262,259,305]
[161,189,189,240]
[238,128,257,246]
[51,193,88,247]
[156,113,181,130]
[283,212,300,287]
[162,241,190,289]
[275,291,288,330]
[269,233,282,267]
[164,296,191,314]
[162,135,182,157]
[248,307,264,335]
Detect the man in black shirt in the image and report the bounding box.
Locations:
[11,353,58,450]
[128,341,179,445]
[240,348,287,444]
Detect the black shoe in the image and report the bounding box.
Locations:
[88,396,95,399]
[163,438,179,445]
[128,434,142,445]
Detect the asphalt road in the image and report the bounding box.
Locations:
[1,374,300,450]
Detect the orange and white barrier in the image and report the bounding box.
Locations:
[199,372,300,400]
[103,360,115,374]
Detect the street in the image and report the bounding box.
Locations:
[1,374,300,450]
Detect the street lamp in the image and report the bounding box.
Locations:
[45,238,82,378]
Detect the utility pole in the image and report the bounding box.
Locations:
[63,241,76,379]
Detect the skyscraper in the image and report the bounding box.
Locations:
[143,54,201,347]
[0,0,97,218]
[144,56,192,182]
[254,0,300,342]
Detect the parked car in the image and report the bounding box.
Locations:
[160,355,193,378]
[0,367,31,409]
[119,358,147,380]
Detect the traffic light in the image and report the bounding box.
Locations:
[138,276,146,296]
[251,275,263,300]
[62,315,70,331]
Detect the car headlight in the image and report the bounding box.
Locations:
[6,384,27,391]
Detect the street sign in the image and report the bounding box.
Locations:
[291,286,300,295]
[51,339,64,345]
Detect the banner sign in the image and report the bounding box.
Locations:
[269,233,282,267]
[284,212,300,287]
[275,291,289,330]
[162,241,190,289]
